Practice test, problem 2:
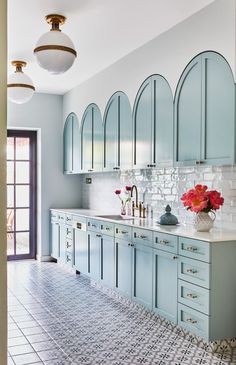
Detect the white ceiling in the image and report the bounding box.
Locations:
[8,0,215,95]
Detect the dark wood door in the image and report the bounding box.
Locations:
[7,130,37,260]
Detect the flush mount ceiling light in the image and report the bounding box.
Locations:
[8,61,35,104]
[34,14,77,75]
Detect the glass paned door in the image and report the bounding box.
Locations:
[7,130,37,260]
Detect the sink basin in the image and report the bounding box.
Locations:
[95,214,134,221]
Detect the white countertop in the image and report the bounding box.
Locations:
[51,208,236,243]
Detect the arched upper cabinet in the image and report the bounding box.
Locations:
[104,91,132,171]
[133,75,173,169]
[174,51,235,166]
[63,113,80,174]
[81,103,103,172]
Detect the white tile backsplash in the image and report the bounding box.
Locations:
[81,166,236,229]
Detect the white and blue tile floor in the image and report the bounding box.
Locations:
[7,261,236,365]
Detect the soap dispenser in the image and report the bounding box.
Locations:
[159,205,179,225]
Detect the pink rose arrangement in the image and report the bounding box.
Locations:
[115,186,132,214]
[181,184,224,213]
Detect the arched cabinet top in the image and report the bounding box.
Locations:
[64,112,79,133]
[103,91,132,125]
[174,51,235,103]
[81,103,102,131]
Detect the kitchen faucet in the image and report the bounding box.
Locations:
[131,185,138,208]
[131,185,146,218]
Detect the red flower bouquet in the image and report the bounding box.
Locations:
[181,184,224,213]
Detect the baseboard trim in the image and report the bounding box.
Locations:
[36,255,53,262]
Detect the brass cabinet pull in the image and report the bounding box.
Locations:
[130,243,135,247]
[121,230,128,234]
[186,268,198,274]
[160,239,169,245]
[186,318,197,324]
[137,235,147,239]
[91,224,97,228]
[113,167,120,170]
[186,246,198,252]
[186,293,198,299]
[172,256,178,260]
[66,256,71,262]
[96,234,102,238]
[105,227,110,231]
[195,160,204,165]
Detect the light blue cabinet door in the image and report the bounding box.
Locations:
[115,239,132,298]
[74,229,88,274]
[88,232,100,280]
[132,243,153,309]
[72,114,81,172]
[119,93,132,170]
[153,76,173,166]
[101,235,115,288]
[81,106,93,172]
[63,114,73,173]
[202,52,235,165]
[104,95,119,171]
[51,222,59,259]
[174,56,202,166]
[93,105,103,172]
[153,249,178,323]
[133,77,152,168]
[59,224,66,263]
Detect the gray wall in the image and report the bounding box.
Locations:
[8,93,82,259]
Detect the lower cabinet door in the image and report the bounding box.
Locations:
[153,249,178,323]
[132,243,153,309]
[88,232,100,280]
[101,234,115,288]
[115,239,132,298]
[51,222,59,259]
[59,224,66,263]
[74,229,88,274]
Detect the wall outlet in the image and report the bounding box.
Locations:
[85,177,92,184]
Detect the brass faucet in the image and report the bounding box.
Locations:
[131,185,138,208]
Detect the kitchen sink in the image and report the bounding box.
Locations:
[95,214,134,221]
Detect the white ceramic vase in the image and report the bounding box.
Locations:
[193,211,216,232]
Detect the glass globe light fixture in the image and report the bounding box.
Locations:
[34,14,77,75]
[8,61,35,104]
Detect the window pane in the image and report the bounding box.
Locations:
[16,209,29,231]
[7,161,14,183]
[16,138,30,160]
[16,185,29,207]
[7,137,14,160]
[7,209,14,232]
[16,232,30,255]
[16,162,29,183]
[7,185,14,208]
[7,232,14,255]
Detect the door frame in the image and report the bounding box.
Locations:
[7,129,37,260]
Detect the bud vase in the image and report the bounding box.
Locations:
[121,202,126,215]
[193,211,216,232]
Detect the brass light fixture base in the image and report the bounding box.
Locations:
[46,14,66,31]
[11,61,27,68]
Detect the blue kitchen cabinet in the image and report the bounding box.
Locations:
[101,234,115,288]
[51,221,59,259]
[81,104,103,172]
[115,238,132,298]
[74,226,88,275]
[174,51,235,166]
[59,223,66,263]
[104,91,132,171]
[153,249,178,323]
[88,231,100,280]
[132,243,153,310]
[133,75,173,169]
[63,113,80,173]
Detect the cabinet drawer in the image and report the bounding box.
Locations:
[65,252,73,267]
[65,239,73,253]
[133,228,153,247]
[178,256,210,289]
[178,279,210,315]
[115,224,132,240]
[51,211,58,222]
[178,237,210,263]
[65,214,73,225]
[58,213,66,223]
[87,219,100,232]
[72,215,87,224]
[178,303,209,340]
[100,221,114,237]
[154,232,177,253]
[66,226,73,240]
